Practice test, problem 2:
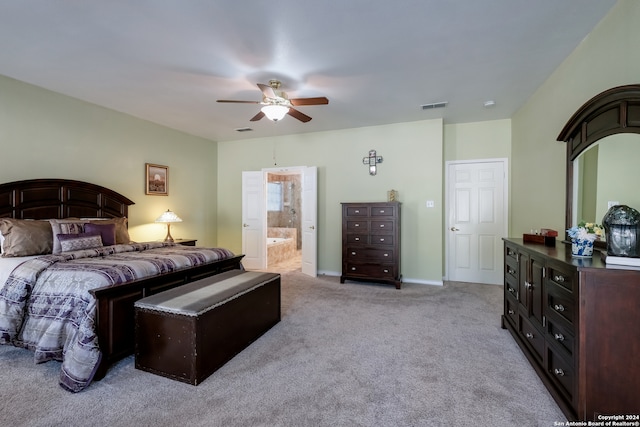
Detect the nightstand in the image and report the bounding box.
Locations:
[173,239,197,246]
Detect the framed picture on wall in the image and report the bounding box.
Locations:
[145,163,168,195]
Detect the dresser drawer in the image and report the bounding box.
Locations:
[505,244,518,262]
[546,316,575,359]
[519,315,544,361]
[505,261,518,282]
[346,247,394,262]
[505,276,518,300]
[346,220,369,232]
[370,220,394,233]
[371,234,394,245]
[345,206,368,216]
[547,264,575,293]
[547,346,575,403]
[370,205,396,217]
[504,295,518,327]
[345,263,396,279]
[546,283,575,327]
[345,234,369,244]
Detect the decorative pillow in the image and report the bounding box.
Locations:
[0,218,53,257]
[84,223,116,246]
[86,217,131,244]
[49,219,86,254]
[57,233,103,252]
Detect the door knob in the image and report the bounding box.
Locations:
[243,223,249,227]
[450,227,460,231]
[309,225,315,230]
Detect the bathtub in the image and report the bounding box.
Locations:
[267,236,297,267]
[268,237,289,244]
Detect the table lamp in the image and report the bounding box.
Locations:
[155,209,182,242]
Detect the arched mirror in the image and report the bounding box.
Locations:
[557,84,640,243]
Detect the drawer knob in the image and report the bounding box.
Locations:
[507,267,515,275]
[554,333,565,342]
[554,304,566,312]
[554,368,565,377]
[554,275,565,283]
[508,309,515,315]
[507,287,515,294]
[379,238,385,242]
[380,210,385,213]
[351,252,356,255]
[355,223,360,227]
[351,267,356,271]
[355,210,360,213]
[384,253,389,257]
[380,224,385,228]
[383,269,389,273]
[525,332,534,339]
[355,237,360,241]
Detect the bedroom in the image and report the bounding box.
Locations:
[0,0,639,423]
[3,0,636,283]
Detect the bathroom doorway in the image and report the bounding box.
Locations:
[241,166,317,276]
[265,170,302,271]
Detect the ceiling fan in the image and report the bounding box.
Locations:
[217,79,329,122]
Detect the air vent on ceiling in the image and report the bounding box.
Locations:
[234,127,254,132]
[421,101,448,110]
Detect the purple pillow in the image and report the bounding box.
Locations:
[84,223,117,246]
[56,232,103,252]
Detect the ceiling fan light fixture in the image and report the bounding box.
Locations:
[261,104,289,121]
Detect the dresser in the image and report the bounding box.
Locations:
[340,202,401,289]
[502,238,640,421]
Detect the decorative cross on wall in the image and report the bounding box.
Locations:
[362,149,383,175]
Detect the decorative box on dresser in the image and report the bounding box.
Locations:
[341,202,401,289]
[502,238,640,421]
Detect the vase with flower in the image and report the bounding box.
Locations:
[567,221,604,257]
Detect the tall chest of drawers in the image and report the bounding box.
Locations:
[502,238,640,421]
[340,202,401,289]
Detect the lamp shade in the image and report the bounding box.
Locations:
[261,104,289,121]
[155,209,182,223]
[155,210,182,243]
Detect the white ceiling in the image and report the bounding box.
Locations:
[0,1,616,142]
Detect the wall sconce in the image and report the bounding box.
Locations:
[155,209,183,242]
[362,149,383,175]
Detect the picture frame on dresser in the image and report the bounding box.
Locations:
[145,163,168,195]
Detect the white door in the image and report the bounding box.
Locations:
[301,166,318,277]
[446,160,507,285]
[241,171,266,270]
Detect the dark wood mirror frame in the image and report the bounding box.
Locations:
[557,84,640,243]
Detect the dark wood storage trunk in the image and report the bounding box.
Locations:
[134,270,281,385]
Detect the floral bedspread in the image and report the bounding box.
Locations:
[0,242,235,392]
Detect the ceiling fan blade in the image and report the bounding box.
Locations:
[289,97,329,106]
[287,108,312,123]
[257,83,277,99]
[217,100,260,104]
[250,111,265,122]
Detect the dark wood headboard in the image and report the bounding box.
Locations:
[0,179,134,219]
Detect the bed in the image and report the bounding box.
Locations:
[0,179,244,391]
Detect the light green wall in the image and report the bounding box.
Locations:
[217,120,445,284]
[4,0,634,283]
[511,0,640,236]
[595,136,640,221]
[0,74,219,245]
[444,119,511,162]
